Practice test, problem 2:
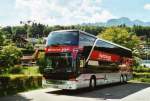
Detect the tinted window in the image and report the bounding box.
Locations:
[44,53,73,73]
[95,40,117,53]
[95,40,132,57]
[79,32,96,59]
[98,41,116,48]
[79,32,96,47]
[46,31,79,46]
[85,60,119,73]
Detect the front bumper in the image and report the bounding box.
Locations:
[43,80,78,90]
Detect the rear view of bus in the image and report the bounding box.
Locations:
[43,30,133,90]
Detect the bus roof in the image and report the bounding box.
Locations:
[52,29,79,33]
[50,30,132,52]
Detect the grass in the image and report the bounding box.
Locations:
[132,68,150,83]
[131,78,150,84]
[0,66,42,79]
[21,66,41,76]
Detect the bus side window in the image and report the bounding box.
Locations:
[86,60,99,72]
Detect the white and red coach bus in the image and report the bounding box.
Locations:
[43,30,133,90]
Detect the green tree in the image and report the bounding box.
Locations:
[0,30,5,46]
[12,26,27,38]
[0,27,16,46]
[1,26,13,38]
[28,23,45,38]
[97,27,141,50]
[43,27,52,37]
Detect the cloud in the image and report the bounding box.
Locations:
[144,4,150,10]
[15,0,115,25]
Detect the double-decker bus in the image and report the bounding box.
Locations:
[43,30,133,90]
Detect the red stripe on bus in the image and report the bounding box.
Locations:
[45,46,79,53]
[90,50,121,62]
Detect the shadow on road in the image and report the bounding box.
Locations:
[47,82,150,99]
[0,94,33,101]
[0,82,149,101]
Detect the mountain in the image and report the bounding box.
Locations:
[107,17,133,26]
[81,17,150,26]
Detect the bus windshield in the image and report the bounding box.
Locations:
[44,53,73,73]
[46,31,79,46]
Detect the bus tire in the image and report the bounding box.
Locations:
[123,75,127,83]
[89,76,96,89]
[120,75,124,83]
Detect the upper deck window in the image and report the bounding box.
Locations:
[46,31,79,46]
[79,32,96,47]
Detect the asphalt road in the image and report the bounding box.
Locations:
[0,82,150,101]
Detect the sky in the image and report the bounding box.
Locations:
[0,0,150,26]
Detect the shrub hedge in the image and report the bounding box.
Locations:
[133,72,150,78]
[133,72,150,83]
[0,75,42,96]
[133,67,150,73]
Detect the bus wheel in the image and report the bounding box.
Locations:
[123,75,127,83]
[89,77,96,89]
[120,75,124,83]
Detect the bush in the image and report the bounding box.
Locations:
[21,48,35,55]
[9,67,23,74]
[37,52,46,74]
[21,66,40,75]
[132,66,150,83]
[0,75,42,96]
[25,43,34,51]
[0,45,22,67]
